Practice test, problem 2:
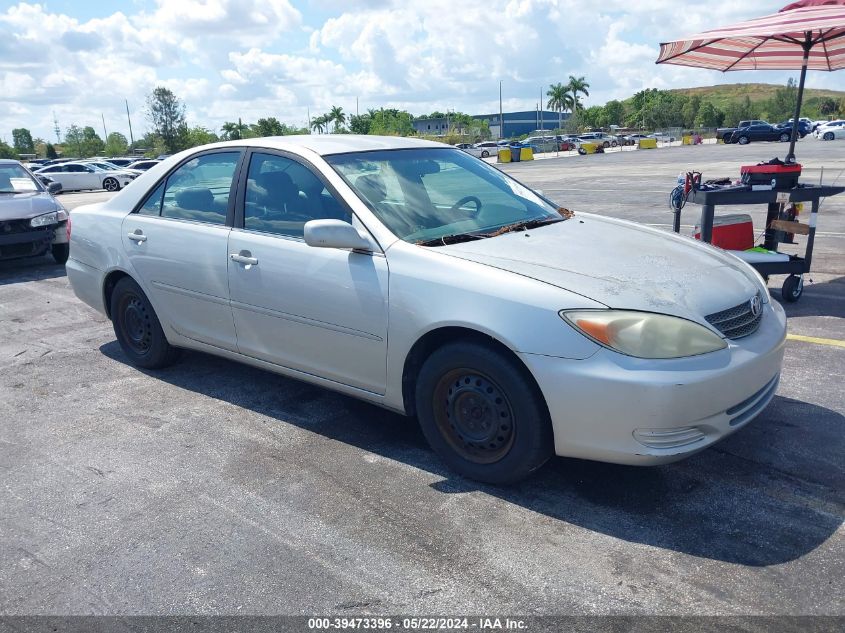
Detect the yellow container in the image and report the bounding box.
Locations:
[581,142,598,154]
[519,147,534,161]
[638,138,657,149]
[682,135,693,145]
[497,148,511,163]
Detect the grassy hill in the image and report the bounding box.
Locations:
[667,83,845,110]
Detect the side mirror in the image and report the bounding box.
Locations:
[304,219,372,251]
[48,182,62,194]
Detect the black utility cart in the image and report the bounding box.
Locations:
[673,178,844,303]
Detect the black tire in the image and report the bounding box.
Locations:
[738,136,750,145]
[51,243,69,264]
[722,133,733,144]
[415,342,553,484]
[779,133,790,142]
[103,177,120,192]
[611,140,618,147]
[824,132,834,141]
[602,141,610,148]
[781,275,803,303]
[110,276,180,369]
[481,150,490,158]
[578,147,587,155]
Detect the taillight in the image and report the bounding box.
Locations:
[66,216,72,241]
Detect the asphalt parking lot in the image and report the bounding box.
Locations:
[1,141,843,618]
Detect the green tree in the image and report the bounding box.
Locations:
[182,125,218,147]
[722,95,758,127]
[0,140,18,159]
[329,106,346,132]
[695,102,724,128]
[566,75,590,111]
[104,132,129,156]
[818,96,837,116]
[45,143,58,159]
[145,86,187,152]
[251,117,285,137]
[766,78,798,122]
[12,128,35,154]
[681,95,701,128]
[64,125,85,157]
[349,114,372,134]
[546,82,574,130]
[221,120,249,140]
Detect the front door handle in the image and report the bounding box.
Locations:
[230,252,258,266]
[127,231,147,242]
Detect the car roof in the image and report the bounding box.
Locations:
[177,134,446,157]
[0,159,23,165]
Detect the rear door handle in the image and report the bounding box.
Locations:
[127,232,147,242]
[230,253,258,266]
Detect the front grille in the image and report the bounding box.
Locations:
[0,219,34,235]
[705,294,763,339]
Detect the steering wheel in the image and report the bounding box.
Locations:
[450,195,482,216]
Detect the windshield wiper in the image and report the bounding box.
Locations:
[415,232,488,247]
[481,216,563,237]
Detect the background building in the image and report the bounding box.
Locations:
[474,110,568,138]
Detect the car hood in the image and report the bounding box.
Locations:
[0,191,60,221]
[436,214,762,324]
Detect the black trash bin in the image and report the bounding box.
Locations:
[509,143,523,162]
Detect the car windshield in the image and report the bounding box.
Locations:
[91,162,118,170]
[0,163,41,193]
[327,148,563,244]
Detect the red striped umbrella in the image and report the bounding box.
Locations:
[656,0,845,160]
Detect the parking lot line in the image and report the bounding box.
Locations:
[786,333,845,349]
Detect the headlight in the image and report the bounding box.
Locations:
[560,310,727,359]
[30,212,58,227]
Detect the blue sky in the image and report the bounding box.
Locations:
[2,0,843,143]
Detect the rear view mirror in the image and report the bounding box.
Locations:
[304,219,372,251]
[47,182,61,194]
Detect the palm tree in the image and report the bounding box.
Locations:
[546,83,574,130]
[310,115,328,134]
[221,120,249,140]
[567,75,590,112]
[329,105,346,132]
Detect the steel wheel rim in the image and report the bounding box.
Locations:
[119,293,152,354]
[432,368,515,464]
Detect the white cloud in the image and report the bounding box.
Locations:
[1,0,843,144]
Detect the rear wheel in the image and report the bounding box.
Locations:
[51,243,69,264]
[738,136,750,145]
[415,342,553,484]
[103,177,120,192]
[779,133,790,142]
[110,277,180,369]
[481,150,490,158]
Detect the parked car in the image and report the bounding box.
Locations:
[578,132,618,148]
[35,161,138,192]
[82,160,143,176]
[729,124,795,145]
[718,120,770,143]
[647,132,676,143]
[473,141,500,158]
[104,157,139,168]
[126,159,161,172]
[814,120,845,140]
[0,159,70,263]
[456,143,484,158]
[621,133,648,146]
[66,136,786,484]
[775,120,811,137]
[523,136,561,153]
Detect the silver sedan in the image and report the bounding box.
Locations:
[66,136,786,483]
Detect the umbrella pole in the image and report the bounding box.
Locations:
[786,33,812,163]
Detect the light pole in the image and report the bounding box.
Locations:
[499,80,504,140]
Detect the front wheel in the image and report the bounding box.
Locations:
[51,243,69,264]
[781,274,803,302]
[103,177,120,192]
[415,342,553,484]
[110,277,180,369]
[481,150,490,158]
[824,132,834,141]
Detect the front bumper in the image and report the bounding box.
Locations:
[519,300,787,465]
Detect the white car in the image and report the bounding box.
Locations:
[473,141,500,158]
[36,161,137,192]
[814,120,845,140]
[82,160,144,177]
[647,132,676,143]
[66,135,786,484]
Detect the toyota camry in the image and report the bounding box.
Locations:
[66,136,786,484]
